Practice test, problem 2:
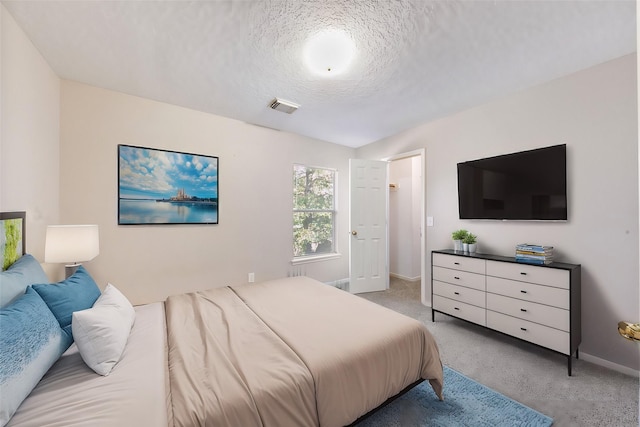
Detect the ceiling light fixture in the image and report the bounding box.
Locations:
[303,29,355,77]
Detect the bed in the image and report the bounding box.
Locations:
[1,212,443,427]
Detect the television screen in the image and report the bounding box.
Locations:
[457,144,567,220]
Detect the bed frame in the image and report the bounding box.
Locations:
[347,378,425,425]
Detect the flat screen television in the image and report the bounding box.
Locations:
[457,144,567,220]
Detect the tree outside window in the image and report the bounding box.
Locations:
[293,165,336,258]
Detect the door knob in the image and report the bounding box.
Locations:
[351,230,358,236]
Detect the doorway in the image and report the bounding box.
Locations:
[387,150,425,302]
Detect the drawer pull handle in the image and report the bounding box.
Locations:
[454,276,460,280]
[520,290,527,294]
[454,307,460,310]
[454,292,460,295]
[454,262,460,265]
[520,272,527,275]
[520,327,527,331]
[520,308,527,312]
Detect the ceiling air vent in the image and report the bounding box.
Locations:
[269,98,300,114]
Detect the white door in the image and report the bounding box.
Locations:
[349,159,389,294]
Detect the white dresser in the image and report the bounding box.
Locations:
[431,249,581,375]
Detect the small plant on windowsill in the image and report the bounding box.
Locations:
[451,229,468,251]
[463,233,477,253]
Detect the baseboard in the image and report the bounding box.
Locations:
[580,352,639,377]
[390,272,420,282]
[328,275,421,289]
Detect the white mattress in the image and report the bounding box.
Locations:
[7,303,168,427]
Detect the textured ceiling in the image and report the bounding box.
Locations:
[3,1,636,148]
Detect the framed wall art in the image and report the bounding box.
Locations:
[1,211,26,270]
[118,145,218,225]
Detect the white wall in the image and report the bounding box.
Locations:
[0,5,60,275]
[59,81,354,304]
[357,54,640,371]
[389,156,421,280]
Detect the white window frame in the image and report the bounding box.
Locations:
[292,164,339,264]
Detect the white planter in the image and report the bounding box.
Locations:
[468,243,477,253]
[453,240,463,251]
[463,243,469,252]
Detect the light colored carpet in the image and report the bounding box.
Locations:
[359,277,639,427]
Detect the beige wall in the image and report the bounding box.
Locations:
[357,54,640,372]
[0,5,60,276]
[59,81,354,304]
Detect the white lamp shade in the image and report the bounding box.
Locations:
[45,225,99,264]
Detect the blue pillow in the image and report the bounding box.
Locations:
[0,287,69,426]
[0,254,49,308]
[31,266,101,341]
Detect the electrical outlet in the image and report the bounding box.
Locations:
[248,273,255,283]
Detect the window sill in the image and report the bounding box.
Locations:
[291,253,342,265]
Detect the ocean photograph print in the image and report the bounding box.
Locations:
[118,145,219,225]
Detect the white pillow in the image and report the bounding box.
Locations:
[71,283,136,376]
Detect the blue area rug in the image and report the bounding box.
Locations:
[357,366,553,427]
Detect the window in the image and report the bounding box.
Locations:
[293,164,336,258]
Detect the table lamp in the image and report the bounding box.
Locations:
[45,225,99,278]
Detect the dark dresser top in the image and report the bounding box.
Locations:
[432,249,580,271]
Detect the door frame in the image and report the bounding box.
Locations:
[383,149,426,304]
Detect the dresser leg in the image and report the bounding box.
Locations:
[567,356,572,376]
[432,309,435,322]
[576,348,579,359]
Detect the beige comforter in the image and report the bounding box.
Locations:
[165,286,318,427]
[165,277,443,427]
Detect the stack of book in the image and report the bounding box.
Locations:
[515,244,554,265]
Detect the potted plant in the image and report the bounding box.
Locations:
[463,233,477,253]
[451,229,468,252]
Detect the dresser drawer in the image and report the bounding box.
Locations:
[432,266,485,291]
[487,276,569,309]
[433,295,486,326]
[433,281,486,308]
[433,253,485,274]
[487,311,570,354]
[487,293,569,331]
[486,260,570,289]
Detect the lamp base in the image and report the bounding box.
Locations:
[64,263,82,279]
